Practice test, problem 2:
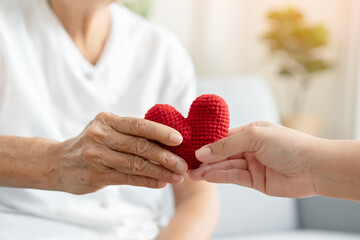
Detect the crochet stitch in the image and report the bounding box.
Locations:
[145,94,230,169]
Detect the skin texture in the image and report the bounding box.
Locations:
[0,112,187,193]
[189,121,360,201]
[49,0,117,65]
[157,176,219,240]
[0,0,219,237]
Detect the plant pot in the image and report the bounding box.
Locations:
[281,113,323,136]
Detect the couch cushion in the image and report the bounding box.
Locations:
[197,76,280,127]
[213,230,360,240]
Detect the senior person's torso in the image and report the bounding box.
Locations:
[0,0,196,239]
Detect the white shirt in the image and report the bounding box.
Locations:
[0,0,196,239]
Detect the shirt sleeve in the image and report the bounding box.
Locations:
[157,35,197,116]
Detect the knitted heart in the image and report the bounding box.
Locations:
[145,94,230,169]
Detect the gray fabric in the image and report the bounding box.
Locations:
[298,197,360,234]
[213,230,360,240]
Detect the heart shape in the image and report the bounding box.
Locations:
[145,94,230,169]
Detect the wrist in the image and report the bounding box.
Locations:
[309,139,360,200]
[309,138,345,198]
[0,136,60,190]
[308,137,329,197]
[29,137,60,190]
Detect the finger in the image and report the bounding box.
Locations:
[104,172,168,189]
[227,153,245,160]
[228,126,246,136]
[203,169,253,188]
[104,151,184,184]
[209,159,248,171]
[195,126,263,163]
[105,132,188,174]
[189,159,247,181]
[106,115,183,146]
[243,152,266,193]
[188,164,211,181]
[228,121,276,136]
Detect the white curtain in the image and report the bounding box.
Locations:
[340,0,360,139]
[354,1,360,139]
[150,0,360,139]
[355,60,360,139]
[150,0,248,76]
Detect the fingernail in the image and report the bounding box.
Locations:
[195,147,211,159]
[170,133,183,144]
[176,160,188,173]
[172,174,184,183]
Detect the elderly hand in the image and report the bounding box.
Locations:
[51,112,187,194]
[189,121,321,198]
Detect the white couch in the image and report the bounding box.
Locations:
[197,76,360,240]
[2,76,358,240]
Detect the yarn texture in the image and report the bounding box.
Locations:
[145,94,230,169]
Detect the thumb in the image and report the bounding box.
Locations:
[195,127,261,163]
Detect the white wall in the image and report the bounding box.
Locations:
[346,1,360,140]
[150,0,356,139]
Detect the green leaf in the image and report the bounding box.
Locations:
[279,69,294,77]
[267,8,303,23]
[262,6,332,77]
[304,60,331,73]
[293,25,328,50]
[123,0,152,18]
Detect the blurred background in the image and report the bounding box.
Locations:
[124,0,360,239]
[126,0,360,140]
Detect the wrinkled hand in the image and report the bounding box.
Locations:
[189,122,321,198]
[51,112,188,194]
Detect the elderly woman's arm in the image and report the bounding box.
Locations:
[157,176,219,240]
[0,136,58,190]
[0,113,188,194]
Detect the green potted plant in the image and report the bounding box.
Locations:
[123,0,153,18]
[263,7,331,136]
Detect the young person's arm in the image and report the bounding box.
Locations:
[190,121,360,201]
[311,140,360,201]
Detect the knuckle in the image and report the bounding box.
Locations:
[81,146,102,160]
[143,177,152,187]
[158,167,170,180]
[162,151,174,167]
[125,174,157,188]
[95,112,113,125]
[86,126,97,137]
[263,121,272,126]
[130,118,148,134]
[219,139,227,151]
[211,139,227,153]
[84,122,107,143]
[125,174,141,186]
[129,155,146,172]
[95,112,107,121]
[133,137,151,155]
[254,121,273,128]
[143,177,157,188]
[226,161,235,170]
[246,126,260,138]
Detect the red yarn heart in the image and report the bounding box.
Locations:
[145,94,230,169]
